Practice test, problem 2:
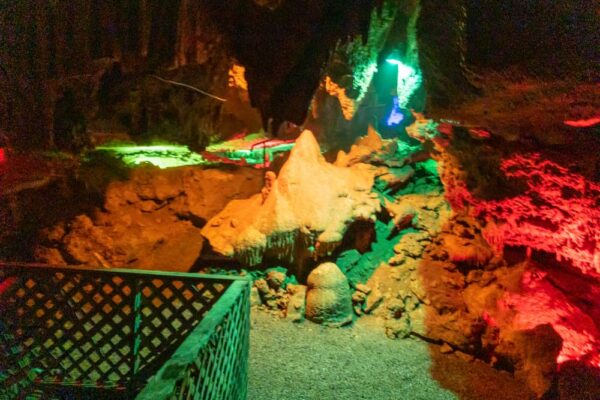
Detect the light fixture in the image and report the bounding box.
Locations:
[95,144,206,169]
[385,49,402,65]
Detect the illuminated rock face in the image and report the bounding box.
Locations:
[305,262,353,326]
[201,130,380,270]
[37,166,263,271]
[405,118,600,381]
[442,151,600,278]
[495,324,563,397]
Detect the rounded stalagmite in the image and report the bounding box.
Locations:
[305,262,353,326]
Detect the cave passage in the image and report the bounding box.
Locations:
[0,1,599,399]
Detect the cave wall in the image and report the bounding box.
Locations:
[421,0,599,143]
[204,0,390,131]
[466,0,599,76]
[1,0,397,149]
[1,1,598,149]
[0,0,232,149]
[417,0,475,111]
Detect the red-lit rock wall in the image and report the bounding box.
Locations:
[429,123,600,373]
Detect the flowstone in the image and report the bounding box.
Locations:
[201,130,380,270]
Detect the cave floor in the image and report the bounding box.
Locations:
[248,309,532,400]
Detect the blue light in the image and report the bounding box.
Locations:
[386,96,404,127]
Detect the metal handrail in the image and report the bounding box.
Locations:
[0,261,248,282]
[0,262,250,399]
[136,279,250,400]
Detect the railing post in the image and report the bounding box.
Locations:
[241,280,251,399]
[128,278,143,397]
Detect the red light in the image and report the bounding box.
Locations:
[442,148,600,367]
[0,147,5,163]
[446,152,600,277]
[499,269,600,368]
[564,117,600,128]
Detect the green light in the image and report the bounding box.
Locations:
[208,143,296,165]
[385,59,422,109]
[95,144,206,169]
[352,61,379,102]
[385,49,402,65]
[95,134,297,169]
[339,2,398,104]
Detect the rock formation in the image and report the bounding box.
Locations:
[201,130,380,272]
[305,262,353,327]
[37,165,263,270]
[383,117,600,397]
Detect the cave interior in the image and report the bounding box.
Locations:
[0,1,599,399]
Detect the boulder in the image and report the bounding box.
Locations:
[266,270,287,290]
[305,262,353,326]
[37,165,263,271]
[286,284,307,322]
[496,324,562,398]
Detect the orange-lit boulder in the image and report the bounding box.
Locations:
[305,262,353,326]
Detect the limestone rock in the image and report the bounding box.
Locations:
[384,200,416,231]
[364,288,384,314]
[352,290,367,304]
[389,253,407,266]
[379,165,413,181]
[286,284,307,322]
[254,279,272,299]
[182,168,264,222]
[60,211,204,271]
[377,165,415,192]
[37,165,262,271]
[201,130,379,267]
[439,343,454,354]
[440,232,493,268]
[334,126,388,167]
[305,262,352,326]
[355,283,371,294]
[394,234,426,258]
[495,324,562,398]
[385,316,411,339]
[250,287,262,307]
[266,270,286,290]
[34,247,66,265]
[408,305,428,337]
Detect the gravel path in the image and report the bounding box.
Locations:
[248,310,456,400]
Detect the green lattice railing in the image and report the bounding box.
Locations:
[0,262,250,399]
[136,279,250,400]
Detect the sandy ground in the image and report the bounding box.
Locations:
[248,309,533,400]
